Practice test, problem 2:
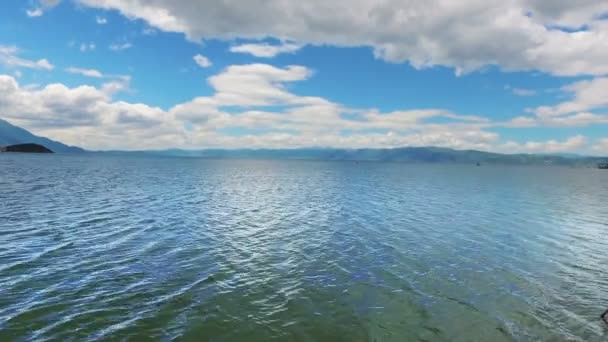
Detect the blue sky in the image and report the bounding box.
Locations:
[0,0,607,154]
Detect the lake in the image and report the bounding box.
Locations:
[1,154,607,341]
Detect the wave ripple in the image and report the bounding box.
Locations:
[1,154,608,341]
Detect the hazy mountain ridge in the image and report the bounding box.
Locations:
[0,118,84,153]
[2,118,605,165]
[99,147,607,166]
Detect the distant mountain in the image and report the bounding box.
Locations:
[2,117,603,165]
[100,146,608,166]
[0,118,84,153]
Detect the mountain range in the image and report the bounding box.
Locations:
[0,118,84,153]
[101,147,607,166]
[1,117,606,166]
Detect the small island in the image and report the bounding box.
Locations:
[0,143,54,153]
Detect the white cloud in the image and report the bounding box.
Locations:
[109,42,133,51]
[203,64,314,106]
[498,135,588,154]
[0,74,179,150]
[0,75,110,128]
[65,67,104,78]
[547,112,608,127]
[592,138,608,155]
[505,85,537,96]
[96,16,107,24]
[506,112,608,129]
[0,62,602,153]
[73,0,608,76]
[101,75,132,96]
[79,43,96,52]
[23,83,42,91]
[0,63,498,151]
[505,116,537,128]
[26,0,61,17]
[0,45,54,70]
[142,27,157,35]
[69,41,96,52]
[193,54,212,68]
[533,78,608,117]
[170,130,500,151]
[504,77,608,127]
[26,8,44,17]
[230,42,302,58]
[129,64,496,149]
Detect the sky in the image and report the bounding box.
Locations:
[0,0,607,154]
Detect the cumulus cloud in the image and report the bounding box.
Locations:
[96,16,107,24]
[72,0,608,76]
[0,62,602,153]
[193,54,212,68]
[0,63,499,151]
[0,75,109,128]
[0,45,54,70]
[204,64,315,106]
[0,74,181,149]
[230,42,302,57]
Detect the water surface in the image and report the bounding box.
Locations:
[1,154,607,341]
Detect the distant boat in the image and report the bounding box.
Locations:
[476,162,481,167]
[599,163,608,170]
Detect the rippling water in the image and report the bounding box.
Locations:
[1,154,608,341]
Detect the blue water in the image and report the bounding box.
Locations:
[1,154,607,341]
